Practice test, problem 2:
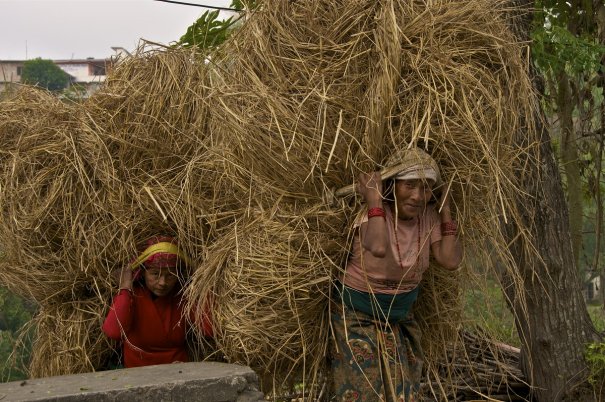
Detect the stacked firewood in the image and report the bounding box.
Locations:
[422,331,531,402]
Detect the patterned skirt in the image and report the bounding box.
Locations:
[329,302,424,402]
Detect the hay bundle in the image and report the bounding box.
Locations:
[0,47,217,291]
[0,49,219,376]
[0,88,112,303]
[0,0,538,399]
[23,299,111,378]
[183,0,536,396]
[81,47,217,258]
[187,205,346,391]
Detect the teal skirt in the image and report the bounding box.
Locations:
[330,283,423,401]
[334,282,419,322]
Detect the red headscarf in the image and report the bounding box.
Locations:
[130,235,191,271]
[142,236,179,268]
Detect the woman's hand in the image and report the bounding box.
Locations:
[357,171,383,205]
[117,266,133,290]
[432,187,463,270]
[357,171,388,257]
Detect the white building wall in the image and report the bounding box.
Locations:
[57,63,90,82]
[56,60,107,84]
[0,61,23,83]
[0,59,109,96]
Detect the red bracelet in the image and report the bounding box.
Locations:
[368,207,386,219]
[441,221,458,236]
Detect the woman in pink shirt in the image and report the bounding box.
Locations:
[330,147,462,401]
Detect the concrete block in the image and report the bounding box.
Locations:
[0,362,265,402]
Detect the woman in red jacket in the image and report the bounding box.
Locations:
[102,236,212,368]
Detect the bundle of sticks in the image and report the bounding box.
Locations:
[422,330,530,402]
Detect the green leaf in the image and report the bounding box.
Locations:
[174,0,258,52]
[531,15,605,78]
[176,10,235,51]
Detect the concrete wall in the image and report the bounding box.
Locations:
[0,362,265,402]
[55,61,107,84]
[0,61,22,83]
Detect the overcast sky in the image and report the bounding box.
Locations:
[0,0,233,61]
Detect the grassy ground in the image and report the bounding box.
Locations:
[588,303,605,333]
[463,279,605,347]
[462,278,520,346]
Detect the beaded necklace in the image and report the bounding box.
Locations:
[393,214,421,271]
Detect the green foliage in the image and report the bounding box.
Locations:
[532,25,605,78]
[0,290,31,332]
[584,306,605,389]
[586,341,605,386]
[21,58,70,92]
[175,1,258,52]
[177,10,236,51]
[531,1,605,284]
[231,0,256,11]
[0,332,26,381]
[534,0,596,36]
[0,287,34,381]
[587,304,605,333]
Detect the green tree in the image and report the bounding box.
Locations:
[177,9,236,50]
[531,1,605,285]
[496,2,604,400]
[21,58,70,92]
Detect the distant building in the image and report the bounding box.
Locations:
[584,275,602,302]
[0,61,23,88]
[0,48,130,96]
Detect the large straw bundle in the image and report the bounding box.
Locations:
[81,48,217,259]
[0,88,112,303]
[183,0,537,397]
[0,0,538,400]
[187,204,346,392]
[24,299,111,378]
[0,50,218,376]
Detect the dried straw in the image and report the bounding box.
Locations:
[183,0,538,397]
[23,299,111,378]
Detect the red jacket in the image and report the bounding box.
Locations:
[102,286,212,368]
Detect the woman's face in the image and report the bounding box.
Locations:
[394,179,434,220]
[143,266,179,297]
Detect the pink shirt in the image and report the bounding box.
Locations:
[342,204,442,294]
